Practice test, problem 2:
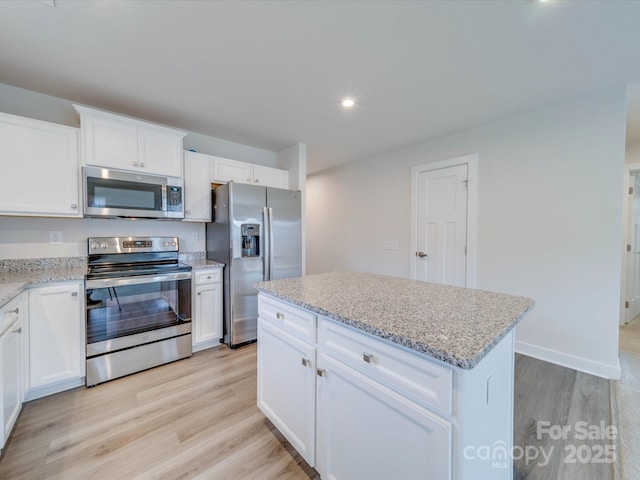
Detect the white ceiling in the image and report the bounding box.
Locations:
[0,0,639,173]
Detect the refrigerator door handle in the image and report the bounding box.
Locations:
[263,206,271,280]
[267,207,275,280]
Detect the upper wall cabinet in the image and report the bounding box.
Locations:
[212,156,289,189]
[183,151,212,222]
[0,112,81,218]
[74,105,187,178]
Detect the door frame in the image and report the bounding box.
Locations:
[620,162,640,325]
[410,154,478,288]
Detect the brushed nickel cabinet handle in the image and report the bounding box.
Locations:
[7,307,18,315]
[363,352,374,363]
[302,358,311,367]
[316,368,326,377]
[276,312,285,320]
[12,327,22,334]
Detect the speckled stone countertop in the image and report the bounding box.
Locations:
[0,257,87,309]
[255,271,535,369]
[0,253,224,309]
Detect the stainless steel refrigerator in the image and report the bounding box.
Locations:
[206,182,302,347]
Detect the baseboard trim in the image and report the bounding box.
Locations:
[25,377,85,402]
[515,341,621,380]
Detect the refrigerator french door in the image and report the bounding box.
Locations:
[206,182,302,347]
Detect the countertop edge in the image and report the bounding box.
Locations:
[256,283,535,370]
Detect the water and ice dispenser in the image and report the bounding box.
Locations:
[241,224,260,257]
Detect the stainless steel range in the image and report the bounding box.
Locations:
[85,236,192,386]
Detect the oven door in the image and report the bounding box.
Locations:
[85,271,192,356]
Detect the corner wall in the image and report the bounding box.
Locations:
[306,87,627,379]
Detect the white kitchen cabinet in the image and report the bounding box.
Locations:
[258,293,516,479]
[0,112,81,217]
[0,293,25,452]
[252,165,289,189]
[257,316,316,466]
[192,268,223,351]
[75,105,187,178]
[183,151,212,222]
[212,156,289,189]
[315,353,451,480]
[28,282,85,399]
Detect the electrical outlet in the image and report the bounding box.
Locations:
[49,231,63,245]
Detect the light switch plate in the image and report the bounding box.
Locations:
[383,240,398,250]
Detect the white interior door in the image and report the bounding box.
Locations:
[415,165,468,287]
[627,174,640,323]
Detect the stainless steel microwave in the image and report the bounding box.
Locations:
[83,166,184,219]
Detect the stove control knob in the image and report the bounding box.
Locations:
[100,242,109,249]
[171,241,177,247]
[90,242,99,250]
[163,241,170,247]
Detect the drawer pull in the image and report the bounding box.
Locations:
[207,276,211,279]
[12,327,22,335]
[276,312,285,320]
[301,358,311,367]
[363,352,374,363]
[71,292,78,297]
[7,307,18,315]
[316,368,326,377]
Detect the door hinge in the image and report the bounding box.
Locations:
[465,245,467,255]
[630,187,634,195]
[628,244,632,252]
[625,301,630,309]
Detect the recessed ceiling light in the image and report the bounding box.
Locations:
[341,98,356,108]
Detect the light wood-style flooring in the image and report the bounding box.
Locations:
[0,346,613,479]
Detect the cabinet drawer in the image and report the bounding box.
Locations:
[318,317,452,415]
[258,294,316,343]
[195,269,222,285]
[1,296,21,332]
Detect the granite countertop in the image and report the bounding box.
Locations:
[182,259,225,270]
[0,252,224,309]
[255,271,535,369]
[0,265,87,309]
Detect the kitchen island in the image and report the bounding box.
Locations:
[255,271,534,480]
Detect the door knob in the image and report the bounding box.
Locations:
[415,251,428,258]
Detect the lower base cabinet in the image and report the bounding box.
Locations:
[28,282,85,398]
[257,293,516,480]
[257,317,316,465]
[1,292,26,452]
[316,353,451,479]
[192,268,223,352]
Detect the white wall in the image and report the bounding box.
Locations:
[0,217,204,259]
[626,138,640,164]
[0,81,278,164]
[306,87,627,379]
[0,82,280,258]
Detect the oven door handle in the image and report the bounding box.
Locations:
[85,271,192,289]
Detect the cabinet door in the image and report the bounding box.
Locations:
[257,317,316,466]
[28,283,84,389]
[138,128,183,177]
[316,353,452,480]
[193,281,222,348]
[211,156,252,184]
[1,316,23,450]
[252,165,289,189]
[0,112,81,217]
[82,114,139,171]
[183,151,212,221]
